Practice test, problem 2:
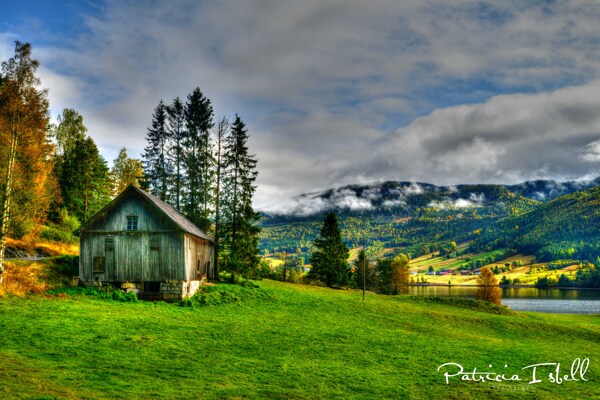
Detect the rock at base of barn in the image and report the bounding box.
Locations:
[82,279,205,301]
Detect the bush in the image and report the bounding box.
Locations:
[182,283,274,307]
[48,285,138,302]
[48,255,79,276]
[40,224,77,244]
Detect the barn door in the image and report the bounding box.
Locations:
[149,235,161,280]
[105,236,116,281]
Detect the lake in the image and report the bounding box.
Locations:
[406,286,600,314]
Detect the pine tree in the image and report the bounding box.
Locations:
[167,97,187,210]
[0,42,53,283]
[60,136,113,223]
[143,100,171,202]
[353,249,374,290]
[220,115,260,282]
[183,87,214,231]
[308,212,350,287]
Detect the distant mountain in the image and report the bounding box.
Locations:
[259,177,600,263]
[507,177,600,201]
[262,177,600,219]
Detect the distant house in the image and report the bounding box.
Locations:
[79,185,214,300]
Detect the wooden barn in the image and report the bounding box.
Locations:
[79,184,214,300]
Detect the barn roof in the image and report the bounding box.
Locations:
[131,186,213,242]
[81,184,214,242]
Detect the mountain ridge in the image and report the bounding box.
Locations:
[262,177,600,218]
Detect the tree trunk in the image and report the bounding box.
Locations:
[213,118,226,281]
[0,128,18,284]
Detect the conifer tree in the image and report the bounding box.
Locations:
[353,249,374,290]
[60,136,113,223]
[143,100,171,202]
[184,88,214,230]
[220,115,260,282]
[167,97,187,210]
[309,212,350,287]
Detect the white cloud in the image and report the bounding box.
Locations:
[580,139,600,162]
[4,1,600,207]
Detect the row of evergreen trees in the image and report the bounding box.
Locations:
[142,92,260,281]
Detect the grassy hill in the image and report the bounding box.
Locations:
[1,280,598,399]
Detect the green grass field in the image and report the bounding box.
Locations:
[0,281,598,399]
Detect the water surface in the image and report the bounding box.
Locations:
[406,286,600,314]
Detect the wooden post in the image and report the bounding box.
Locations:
[363,236,366,301]
[283,251,288,283]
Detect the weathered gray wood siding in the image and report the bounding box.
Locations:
[80,193,186,283]
[184,234,215,280]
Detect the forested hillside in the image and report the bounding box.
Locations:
[474,186,600,262]
[260,180,600,265]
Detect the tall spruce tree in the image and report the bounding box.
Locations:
[220,115,260,282]
[167,97,187,210]
[143,100,171,202]
[183,88,214,231]
[309,212,350,287]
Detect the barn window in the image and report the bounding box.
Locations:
[150,236,160,250]
[93,256,106,273]
[105,236,115,251]
[126,216,138,231]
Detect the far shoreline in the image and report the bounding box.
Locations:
[408,283,600,290]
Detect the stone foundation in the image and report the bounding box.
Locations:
[81,279,204,301]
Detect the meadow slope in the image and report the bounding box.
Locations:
[0,280,598,399]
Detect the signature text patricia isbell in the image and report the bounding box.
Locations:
[437,358,590,385]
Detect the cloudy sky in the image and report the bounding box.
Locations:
[2,0,600,210]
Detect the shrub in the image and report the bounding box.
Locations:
[40,224,77,244]
[183,283,274,307]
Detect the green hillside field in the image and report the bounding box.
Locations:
[0,280,598,399]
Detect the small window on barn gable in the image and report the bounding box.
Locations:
[126,215,138,231]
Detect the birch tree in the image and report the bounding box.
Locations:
[0,42,50,283]
[213,116,229,280]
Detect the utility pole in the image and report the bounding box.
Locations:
[283,251,288,283]
[363,235,366,301]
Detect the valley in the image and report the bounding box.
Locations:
[259,179,600,289]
